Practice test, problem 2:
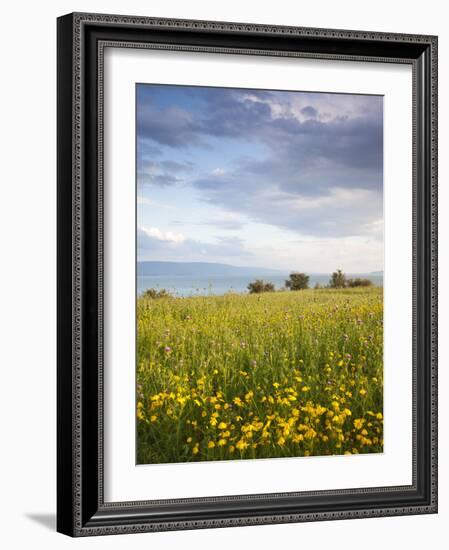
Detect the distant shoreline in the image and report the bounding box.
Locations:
[137,260,383,278]
[137,272,383,298]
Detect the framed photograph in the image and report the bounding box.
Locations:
[57,12,438,536]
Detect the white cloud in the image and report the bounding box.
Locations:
[211,168,226,176]
[139,226,185,243]
[288,187,379,212]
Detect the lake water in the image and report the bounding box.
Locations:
[137,273,383,297]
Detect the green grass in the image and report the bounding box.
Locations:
[136,287,383,464]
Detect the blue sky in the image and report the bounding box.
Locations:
[136,84,383,273]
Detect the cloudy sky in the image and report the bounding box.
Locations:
[136,84,383,273]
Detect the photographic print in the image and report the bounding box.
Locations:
[57,14,437,534]
[136,84,384,465]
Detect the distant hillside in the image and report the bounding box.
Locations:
[137,261,282,277]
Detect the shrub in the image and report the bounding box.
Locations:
[285,272,309,291]
[247,279,275,294]
[329,269,346,289]
[347,278,373,288]
[142,288,172,299]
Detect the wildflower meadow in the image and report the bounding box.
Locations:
[136,287,383,464]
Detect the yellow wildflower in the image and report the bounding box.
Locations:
[354,418,364,430]
[236,439,249,451]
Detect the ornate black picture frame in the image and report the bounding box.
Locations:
[57,12,438,536]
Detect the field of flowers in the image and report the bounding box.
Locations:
[136,287,383,464]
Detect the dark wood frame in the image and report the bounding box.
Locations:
[57,12,438,537]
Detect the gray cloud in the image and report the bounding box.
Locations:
[138,158,194,187]
[193,170,382,238]
[137,105,204,147]
[137,87,383,239]
[159,160,194,173]
[300,105,318,118]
